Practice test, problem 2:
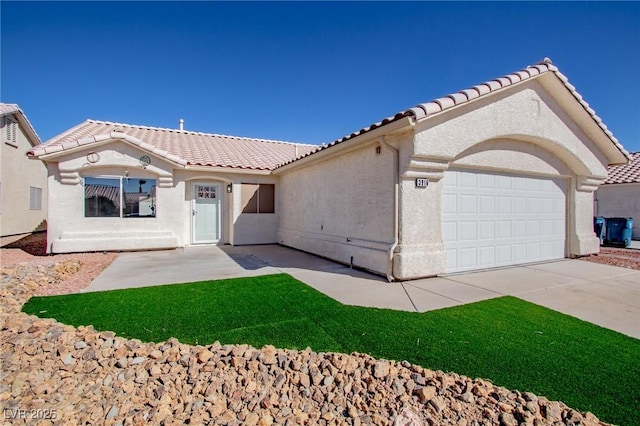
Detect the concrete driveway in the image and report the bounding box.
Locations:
[86,244,640,339]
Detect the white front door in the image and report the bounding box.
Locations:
[192,183,221,244]
[442,170,566,273]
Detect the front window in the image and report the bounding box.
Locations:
[84,176,156,218]
[241,183,275,214]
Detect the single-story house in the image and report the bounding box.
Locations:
[595,152,639,239]
[1,103,47,238]
[29,58,629,280]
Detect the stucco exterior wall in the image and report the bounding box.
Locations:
[0,121,48,237]
[230,177,279,245]
[278,141,396,275]
[595,184,640,239]
[46,141,279,253]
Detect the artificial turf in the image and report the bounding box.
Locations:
[23,273,639,425]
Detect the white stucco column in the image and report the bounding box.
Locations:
[568,176,603,256]
[393,155,449,279]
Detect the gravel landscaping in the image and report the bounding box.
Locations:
[1,240,612,425]
[1,232,116,296]
[579,246,640,270]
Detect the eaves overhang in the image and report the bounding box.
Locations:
[29,132,188,168]
[184,165,273,176]
[273,116,415,174]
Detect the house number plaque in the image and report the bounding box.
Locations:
[415,178,429,188]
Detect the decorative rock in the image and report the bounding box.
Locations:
[429,396,446,414]
[231,356,246,368]
[461,392,474,403]
[323,376,334,387]
[260,345,278,365]
[499,412,518,426]
[374,360,390,379]
[134,370,149,384]
[197,349,213,364]
[149,349,163,359]
[61,353,74,366]
[258,414,274,426]
[105,405,119,420]
[415,385,437,403]
[130,356,146,365]
[411,373,426,386]
[245,412,259,425]
[545,401,563,422]
[394,408,422,426]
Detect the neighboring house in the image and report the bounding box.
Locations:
[595,152,640,239]
[0,104,47,238]
[29,59,629,280]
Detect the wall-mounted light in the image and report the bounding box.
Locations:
[226,184,233,193]
[124,171,130,178]
[375,145,381,155]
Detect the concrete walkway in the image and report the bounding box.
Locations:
[86,244,640,339]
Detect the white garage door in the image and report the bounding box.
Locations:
[442,170,566,273]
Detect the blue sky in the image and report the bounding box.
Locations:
[2,1,639,152]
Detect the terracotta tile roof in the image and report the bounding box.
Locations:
[604,152,640,184]
[276,58,629,168]
[0,103,20,116]
[31,120,316,171]
[0,103,42,147]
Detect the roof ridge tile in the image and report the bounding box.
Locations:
[86,119,313,147]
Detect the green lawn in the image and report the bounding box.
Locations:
[23,273,639,425]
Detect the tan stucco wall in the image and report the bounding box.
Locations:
[46,141,279,253]
[278,141,397,274]
[0,121,48,237]
[595,184,640,239]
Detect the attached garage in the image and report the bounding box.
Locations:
[278,59,630,281]
[442,169,566,273]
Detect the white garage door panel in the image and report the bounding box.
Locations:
[443,170,566,273]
